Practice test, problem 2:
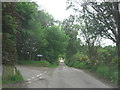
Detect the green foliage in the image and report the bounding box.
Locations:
[14,2,68,63]
[97,46,117,64]
[3,15,17,34]
[2,33,17,65]
[2,3,18,65]
[44,26,68,63]
[72,52,82,61]
[66,60,90,69]
[111,57,118,64]
[72,61,87,69]
[3,2,69,64]
[16,2,38,28]
[80,56,89,62]
[37,10,54,27]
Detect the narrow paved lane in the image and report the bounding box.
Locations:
[48,64,112,88]
[17,64,113,88]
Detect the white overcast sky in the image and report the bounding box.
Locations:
[31,0,115,46]
[32,0,73,21]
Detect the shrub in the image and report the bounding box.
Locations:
[73,61,79,68]
[80,56,88,61]
[73,61,88,69]
[68,60,75,67]
[78,62,86,69]
[111,57,118,64]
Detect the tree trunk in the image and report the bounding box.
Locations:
[29,37,32,61]
[113,2,120,86]
[118,9,120,89]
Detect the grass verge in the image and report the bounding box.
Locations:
[17,60,58,68]
[2,65,24,84]
[65,60,118,84]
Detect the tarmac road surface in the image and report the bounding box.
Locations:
[17,63,113,88]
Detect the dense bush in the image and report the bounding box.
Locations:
[111,57,118,64]
[97,46,117,64]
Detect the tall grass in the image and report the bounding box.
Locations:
[2,65,24,84]
[65,61,118,83]
[95,65,118,83]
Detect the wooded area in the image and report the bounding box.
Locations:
[64,0,119,84]
[2,2,68,84]
[2,1,119,85]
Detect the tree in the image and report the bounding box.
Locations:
[62,16,81,63]
[45,26,68,63]
[66,0,102,61]
[2,2,22,81]
[2,2,18,65]
[15,2,39,60]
